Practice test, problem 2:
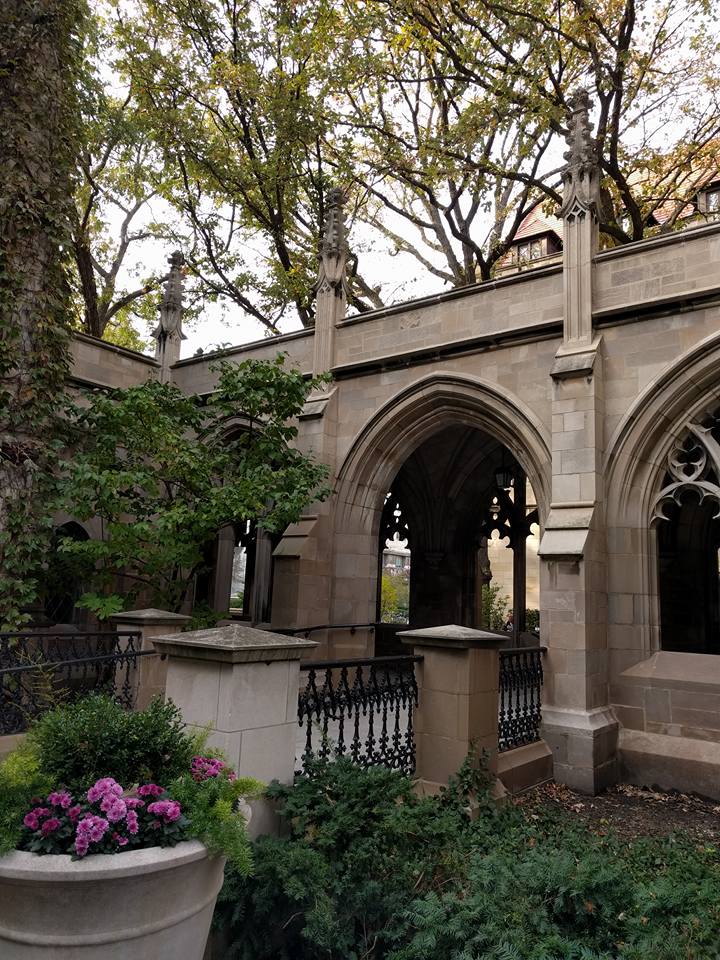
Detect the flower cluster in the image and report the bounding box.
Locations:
[19,778,187,858]
[191,755,236,783]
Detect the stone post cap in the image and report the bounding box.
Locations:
[399,623,508,650]
[151,622,317,663]
[109,608,192,627]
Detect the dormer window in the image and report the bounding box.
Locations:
[518,239,542,263]
[706,188,720,214]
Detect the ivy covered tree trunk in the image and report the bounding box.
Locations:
[0,0,82,627]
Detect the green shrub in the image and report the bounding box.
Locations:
[0,742,53,854]
[27,694,195,794]
[214,759,720,960]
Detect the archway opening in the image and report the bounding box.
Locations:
[374,424,540,654]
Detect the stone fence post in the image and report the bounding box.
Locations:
[109,608,191,710]
[151,623,316,835]
[399,624,506,791]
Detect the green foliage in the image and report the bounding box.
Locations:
[170,770,263,874]
[525,608,540,633]
[27,695,195,795]
[214,759,720,960]
[0,742,53,855]
[215,758,471,959]
[379,572,410,623]
[55,355,331,612]
[183,602,229,632]
[482,580,510,630]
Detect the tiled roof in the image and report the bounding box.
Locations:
[514,207,563,241]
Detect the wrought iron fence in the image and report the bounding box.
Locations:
[297,655,422,775]
[498,646,545,752]
[0,632,151,736]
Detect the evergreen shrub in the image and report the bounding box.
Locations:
[215,758,720,960]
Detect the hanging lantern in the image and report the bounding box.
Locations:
[494,452,514,491]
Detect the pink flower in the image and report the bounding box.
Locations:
[191,756,230,782]
[75,813,110,856]
[87,778,123,804]
[112,832,129,847]
[137,783,165,798]
[147,800,182,823]
[100,795,127,823]
[125,798,145,810]
[47,791,72,809]
[32,807,51,820]
[41,818,61,836]
[126,810,139,835]
[23,813,39,830]
[75,814,109,856]
[68,805,82,822]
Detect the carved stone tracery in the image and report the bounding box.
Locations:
[652,417,720,522]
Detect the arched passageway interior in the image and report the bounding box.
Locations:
[375,425,540,651]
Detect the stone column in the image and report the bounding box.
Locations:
[211,524,236,614]
[109,608,191,710]
[270,187,350,638]
[539,88,617,794]
[399,624,506,789]
[151,623,316,834]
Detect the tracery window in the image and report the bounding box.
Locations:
[653,414,720,653]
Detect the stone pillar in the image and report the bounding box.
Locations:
[312,186,348,378]
[151,250,186,382]
[151,623,316,834]
[270,188,350,637]
[539,88,617,794]
[399,624,506,789]
[109,608,191,710]
[211,524,236,614]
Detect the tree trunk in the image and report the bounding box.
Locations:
[0,0,80,626]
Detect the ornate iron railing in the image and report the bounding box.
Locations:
[0,632,151,735]
[297,655,422,775]
[498,646,545,752]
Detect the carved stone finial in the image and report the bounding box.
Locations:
[315,187,349,299]
[559,88,600,220]
[153,250,186,344]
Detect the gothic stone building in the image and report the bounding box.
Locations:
[67,95,720,798]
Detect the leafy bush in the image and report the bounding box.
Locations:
[26,694,195,794]
[0,742,53,855]
[0,696,262,870]
[214,759,720,960]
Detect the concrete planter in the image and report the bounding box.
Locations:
[0,840,225,959]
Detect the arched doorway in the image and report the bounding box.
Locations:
[43,522,91,625]
[374,424,540,653]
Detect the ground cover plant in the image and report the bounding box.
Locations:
[215,758,720,960]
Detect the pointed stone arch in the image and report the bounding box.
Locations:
[334,372,551,536]
[328,372,551,631]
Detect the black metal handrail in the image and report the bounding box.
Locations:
[0,631,149,736]
[297,654,422,775]
[498,646,546,752]
[281,622,377,638]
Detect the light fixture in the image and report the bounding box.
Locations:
[494,451,514,492]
